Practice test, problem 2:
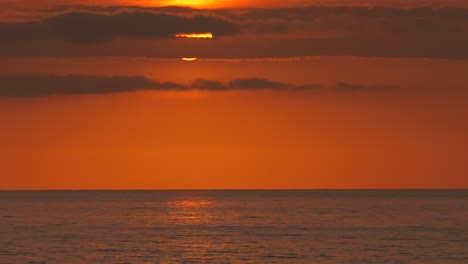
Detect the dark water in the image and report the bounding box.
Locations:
[0,190,467,263]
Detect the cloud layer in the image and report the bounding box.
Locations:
[0,11,238,43]
[1,5,468,58]
[0,75,321,97]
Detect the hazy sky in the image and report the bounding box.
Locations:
[1,0,467,189]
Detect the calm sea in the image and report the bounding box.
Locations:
[0,190,467,263]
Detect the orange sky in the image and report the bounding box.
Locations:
[1,90,467,190]
[1,1,468,189]
[1,57,468,189]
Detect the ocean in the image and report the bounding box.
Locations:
[0,190,467,263]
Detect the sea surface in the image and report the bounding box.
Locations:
[0,190,467,263]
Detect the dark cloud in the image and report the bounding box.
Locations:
[233,6,468,58]
[335,83,403,92]
[1,6,468,58]
[0,75,182,97]
[335,82,362,91]
[228,78,289,90]
[236,6,468,33]
[0,75,321,97]
[46,5,200,15]
[238,6,468,20]
[191,78,225,91]
[0,11,238,43]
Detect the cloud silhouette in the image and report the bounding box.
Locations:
[1,6,468,58]
[0,75,181,97]
[335,82,362,91]
[0,75,322,97]
[334,82,405,92]
[228,78,289,90]
[237,6,468,33]
[0,11,238,43]
[191,78,226,90]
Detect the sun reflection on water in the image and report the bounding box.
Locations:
[173,200,213,208]
[166,198,214,225]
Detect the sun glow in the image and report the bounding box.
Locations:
[161,0,216,8]
[181,58,198,61]
[174,32,213,39]
[135,0,249,9]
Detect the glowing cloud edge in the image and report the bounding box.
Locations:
[174,32,213,39]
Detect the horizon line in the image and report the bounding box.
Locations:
[1,188,467,191]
